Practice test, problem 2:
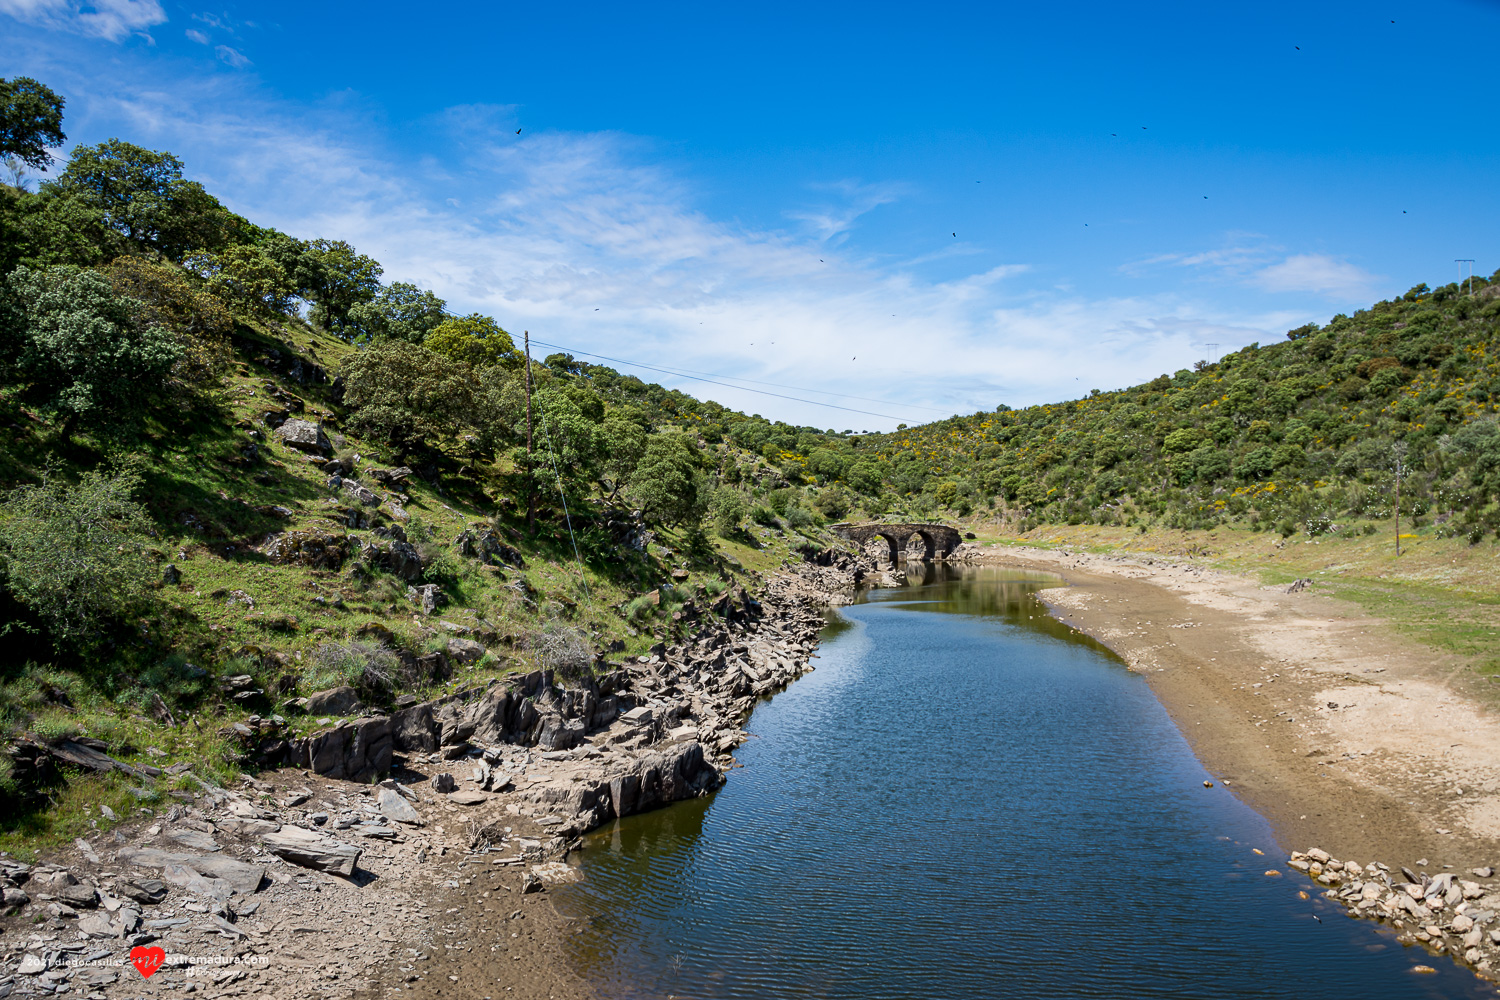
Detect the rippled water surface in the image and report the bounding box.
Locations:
[557,566,1490,999]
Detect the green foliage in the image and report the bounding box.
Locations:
[424,313,519,367]
[292,238,383,337]
[184,244,295,314]
[347,281,446,343]
[340,340,473,452]
[49,140,243,259]
[600,411,647,489]
[708,486,746,535]
[630,434,706,526]
[104,256,233,384]
[0,77,66,172]
[2,264,181,431]
[0,468,154,645]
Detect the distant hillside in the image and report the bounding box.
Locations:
[727,277,1500,543]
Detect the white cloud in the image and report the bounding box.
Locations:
[0,0,165,41]
[213,43,248,68]
[0,54,1326,428]
[785,180,906,243]
[1253,253,1382,298]
[184,27,207,43]
[1127,238,1382,304]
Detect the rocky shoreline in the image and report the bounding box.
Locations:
[0,551,857,999]
[1291,847,1500,976]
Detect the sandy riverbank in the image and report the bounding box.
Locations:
[967,543,1500,871]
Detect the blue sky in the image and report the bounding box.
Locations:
[3,0,1498,430]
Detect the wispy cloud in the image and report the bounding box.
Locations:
[1125,236,1381,304]
[0,46,1343,427]
[0,0,165,41]
[213,43,249,68]
[1252,253,1382,298]
[184,27,207,44]
[786,180,906,243]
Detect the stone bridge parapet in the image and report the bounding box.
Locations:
[828,522,963,562]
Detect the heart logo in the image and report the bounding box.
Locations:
[130,946,166,979]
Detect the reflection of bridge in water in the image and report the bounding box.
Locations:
[829,522,963,564]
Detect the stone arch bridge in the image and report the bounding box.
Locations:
[829,522,964,563]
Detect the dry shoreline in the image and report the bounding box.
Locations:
[10,544,1500,996]
[965,542,1500,973]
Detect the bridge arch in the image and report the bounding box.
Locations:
[830,522,963,563]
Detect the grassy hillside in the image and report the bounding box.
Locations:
[0,80,871,851]
[748,277,1500,541]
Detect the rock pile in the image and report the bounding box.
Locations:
[1291,847,1500,970]
[0,557,852,997]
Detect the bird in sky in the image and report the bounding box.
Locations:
[952,232,957,237]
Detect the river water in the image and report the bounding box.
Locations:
[556,566,1491,999]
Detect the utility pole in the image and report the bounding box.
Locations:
[1457,260,1476,297]
[1392,440,1408,557]
[524,330,535,529]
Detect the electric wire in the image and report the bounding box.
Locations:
[535,339,950,414]
[525,338,925,422]
[535,394,591,606]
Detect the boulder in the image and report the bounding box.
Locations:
[262,530,347,570]
[165,829,219,852]
[289,715,392,783]
[391,703,439,752]
[342,479,382,507]
[162,564,181,585]
[261,827,361,877]
[408,584,444,615]
[306,686,362,717]
[454,527,525,567]
[375,787,423,826]
[273,419,330,455]
[115,848,264,894]
[430,773,456,793]
[446,638,485,665]
[388,541,424,582]
[369,467,413,486]
[55,883,98,909]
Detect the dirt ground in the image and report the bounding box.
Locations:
[972,543,1500,870]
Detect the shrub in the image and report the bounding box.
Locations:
[0,467,154,645]
[304,640,400,694]
[708,486,746,536]
[526,621,592,681]
[2,264,181,434]
[624,594,657,624]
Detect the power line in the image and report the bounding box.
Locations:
[525,338,922,422]
[547,350,953,414]
[536,395,591,606]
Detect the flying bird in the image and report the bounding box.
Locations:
[1312,915,1322,924]
[1295,46,1300,50]
[952,232,957,237]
